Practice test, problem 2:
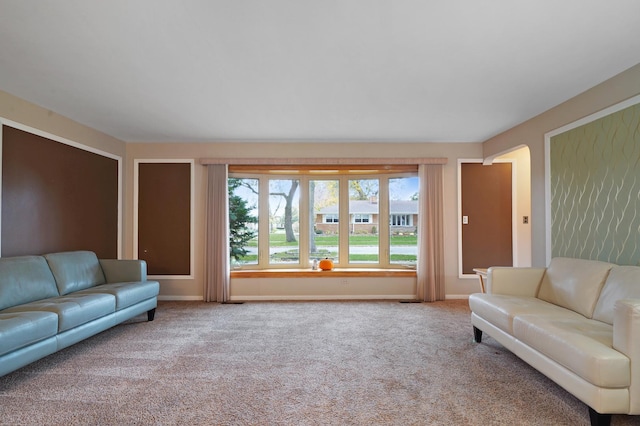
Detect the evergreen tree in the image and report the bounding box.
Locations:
[228,179,258,261]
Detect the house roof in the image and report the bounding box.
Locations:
[0,2,639,143]
[318,200,417,215]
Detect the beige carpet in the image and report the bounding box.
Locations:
[0,300,637,425]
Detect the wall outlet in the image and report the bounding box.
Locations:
[341,279,348,285]
[523,216,529,224]
[462,215,469,225]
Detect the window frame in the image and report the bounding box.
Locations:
[229,169,417,270]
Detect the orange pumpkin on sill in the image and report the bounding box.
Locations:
[318,258,334,271]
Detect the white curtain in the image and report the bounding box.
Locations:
[417,164,445,302]
[204,164,230,302]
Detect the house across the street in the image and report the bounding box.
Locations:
[315,198,417,235]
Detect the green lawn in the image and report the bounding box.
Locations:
[238,231,417,264]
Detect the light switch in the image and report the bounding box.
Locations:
[462,215,469,225]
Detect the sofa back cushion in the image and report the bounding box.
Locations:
[592,266,640,325]
[0,256,59,310]
[44,251,106,295]
[538,257,614,318]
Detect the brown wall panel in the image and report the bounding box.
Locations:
[138,162,191,275]
[1,126,118,258]
[461,162,512,274]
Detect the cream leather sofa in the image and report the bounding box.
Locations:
[469,257,640,426]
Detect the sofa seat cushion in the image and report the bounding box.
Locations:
[3,293,115,332]
[0,311,58,356]
[513,315,629,388]
[469,293,583,335]
[76,281,160,310]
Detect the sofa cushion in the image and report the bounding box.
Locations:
[4,293,115,332]
[0,311,59,356]
[76,281,160,310]
[44,251,106,295]
[513,314,629,388]
[537,257,614,318]
[592,266,640,325]
[468,293,583,335]
[0,256,59,311]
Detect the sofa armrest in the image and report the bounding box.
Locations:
[487,267,546,296]
[613,299,640,414]
[99,259,148,283]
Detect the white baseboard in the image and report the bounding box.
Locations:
[445,294,470,300]
[158,295,203,301]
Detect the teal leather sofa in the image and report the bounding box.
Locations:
[0,250,159,377]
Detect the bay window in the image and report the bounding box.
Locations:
[229,167,418,269]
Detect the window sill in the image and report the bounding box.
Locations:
[231,268,417,279]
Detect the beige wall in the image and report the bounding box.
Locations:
[496,146,531,267]
[126,142,483,299]
[483,63,640,267]
[0,90,126,157]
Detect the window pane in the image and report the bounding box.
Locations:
[349,179,379,263]
[310,180,339,264]
[228,178,259,266]
[389,176,419,266]
[269,179,300,264]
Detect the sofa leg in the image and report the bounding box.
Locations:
[147,308,156,322]
[588,407,611,426]
[473,326,482,343]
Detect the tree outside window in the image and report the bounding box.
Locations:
[228,178,258,265]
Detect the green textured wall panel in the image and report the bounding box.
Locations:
[550,103,640,266]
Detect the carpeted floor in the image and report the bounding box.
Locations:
[0,300,637,425]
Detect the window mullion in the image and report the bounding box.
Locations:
[299,175,309,268]
[379,177,390,268]
[258,175,270,267]
[338,177,349,266]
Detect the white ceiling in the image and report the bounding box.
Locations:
[1,1,639,143]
